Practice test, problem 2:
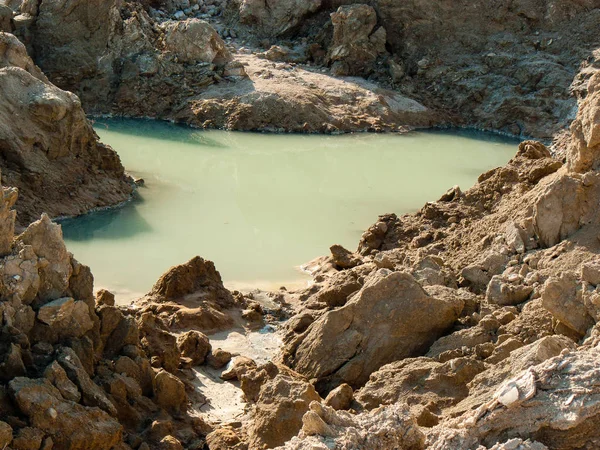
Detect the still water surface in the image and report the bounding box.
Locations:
[61,119,518,301]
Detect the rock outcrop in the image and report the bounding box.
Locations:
[0,176,203,449]
[283,270,464,392]
[0,32,132,226]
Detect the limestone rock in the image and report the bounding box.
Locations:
[57,347,117,416]
[533,174,599,248]
[486,275,533,306]
[207,348,232,369]
[150,256,233,306]
[541,274,594,336]
[241,362,322,449]
[568,72,600,173]
[95,289,115,307]
[328,5,387,76]
[43,361,81,403]
[163,19,231,65]
[285,270,464,392]
[276,402,425,450]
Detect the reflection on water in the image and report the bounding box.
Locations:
[62,119,519,302]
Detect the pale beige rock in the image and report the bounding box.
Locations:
[324,383,353,411]
[541,274,594,336]
[275,402,425,450]
[285,270,464,391]
[163,19,231,65]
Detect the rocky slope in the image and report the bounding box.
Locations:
[5,0,600,137]
[0,31,133,227]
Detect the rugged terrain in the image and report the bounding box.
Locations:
[0,0,600,449]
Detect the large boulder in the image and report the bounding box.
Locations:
[327,4,387,76]
[9,377,123,449]
[283,270,464,392]
[236,0,321,38]
[164,19,231,65]
[241,362,322,449]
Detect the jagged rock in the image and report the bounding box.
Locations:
[541,274,594,336]
[0,5,12,32]
[356,356,485,423]
[427,343,600,449]
[285,270,464,392]
[328,4,387,76]
[0,32,132,226]
[43,361,81,403]
[486,275,533,306]
[275,402,425,450]
[95,289,115,307]
[241,362,322,449]
[324,383,353,411]
[163,19,231,65]
[329,244,362,269]
[56,347,117,415]
[137,312,180,373]
[153,369,187,414]
[220,356,256,381]
[177,330,211,366]
[9,377,122,449]
[533,173,600,248]
[36,297,94,341]
[236,0,321,38]
[568,72,600,173]
[17,214,72,303]
[581,260,600,286]
[150,256,233,306]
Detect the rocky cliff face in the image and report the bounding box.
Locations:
[0,32,133,226]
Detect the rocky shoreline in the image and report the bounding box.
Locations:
[0,0,600,449]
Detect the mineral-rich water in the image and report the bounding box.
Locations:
[61,119,517,302]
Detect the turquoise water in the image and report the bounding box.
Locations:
[61,120,518,302]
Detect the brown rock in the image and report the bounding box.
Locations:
[164,19,231,65]
[285,270,464,391]
[95,289,115,307]
[241,363,322,449]
[9,377,122,449]
[176,330,211,366]
[153,369,187,414]
[207,348,232,370]
[0,420,12,448]
[12,427,44,450]
[220,356,257,381]
[324,383,353,411]
[329,244,362,269]
[328,5,387,76]
[149,256,233,307]
[542,274,594,336]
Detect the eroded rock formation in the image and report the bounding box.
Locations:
[0,32,133,226]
